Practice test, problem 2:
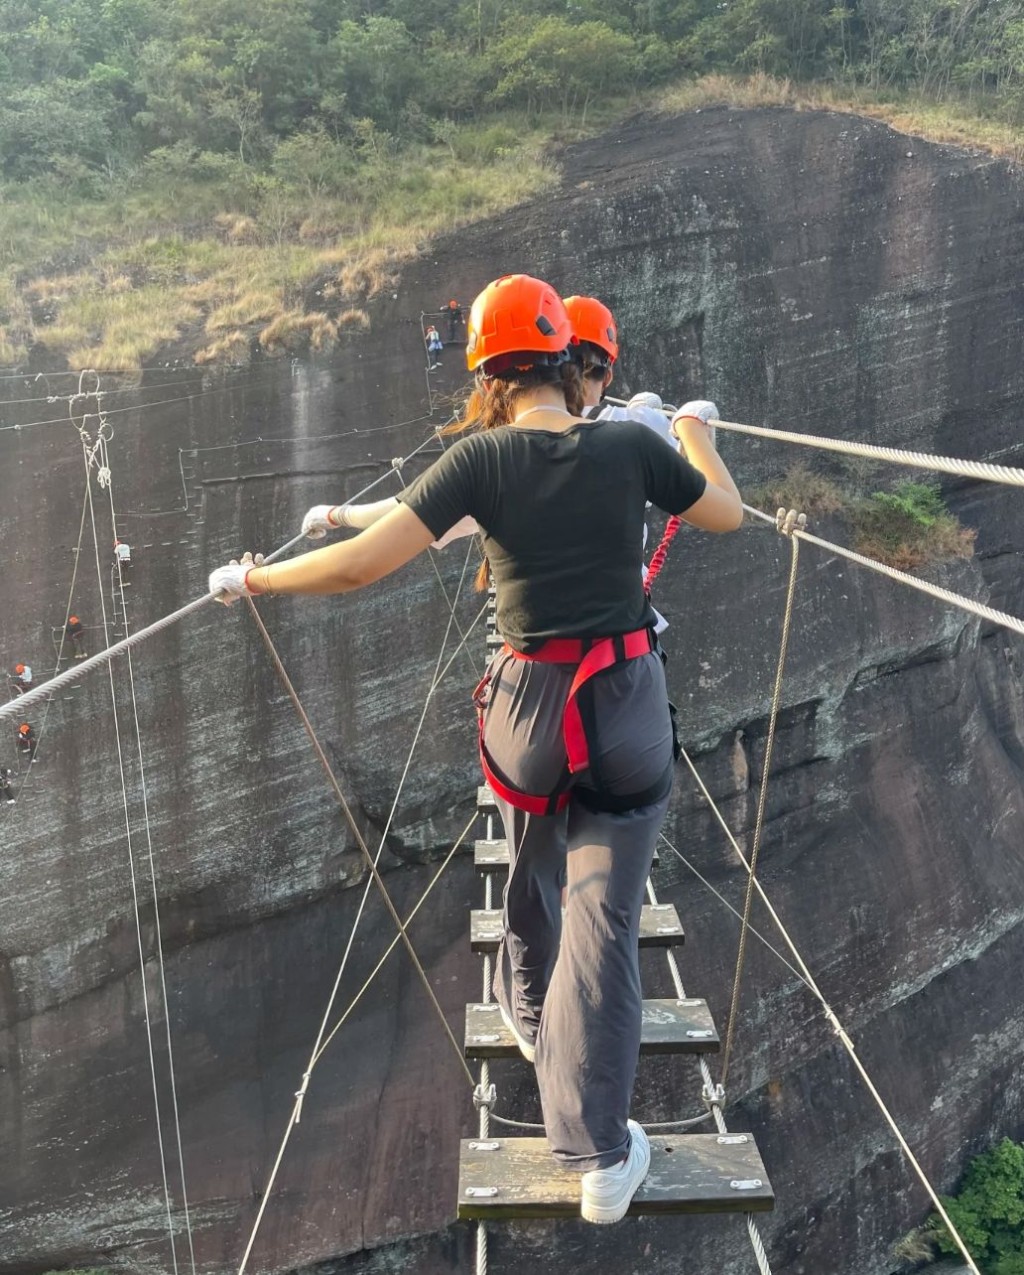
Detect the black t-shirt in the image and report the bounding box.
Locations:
[401,418,706,651]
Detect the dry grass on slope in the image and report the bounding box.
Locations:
[658,73,1024,163]
[1,143,557,372]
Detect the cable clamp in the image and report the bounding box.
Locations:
[293,1070,312,1123]
[391,457,403,469]
[702,1080,725,1110]
[775,507,808,536]
[473,1082,496,1112]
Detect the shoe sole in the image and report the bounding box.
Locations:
[580,1122,651,1224]
[497,1001,536,1063]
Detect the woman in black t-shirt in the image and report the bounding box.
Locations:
[210,273,743,1224]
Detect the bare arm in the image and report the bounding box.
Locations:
[336,497,401,529]
[250,504,436,596]
[672,417,744,532]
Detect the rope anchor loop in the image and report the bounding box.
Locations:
[473,1081,497,1112]
[775,506,808,536]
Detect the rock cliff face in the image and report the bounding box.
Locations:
[1,106,1024,1275]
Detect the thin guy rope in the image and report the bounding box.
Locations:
[0,383,440,437]
[0,374,256,407]
[235,586,483,1273]
[82,441,181,1275]
[243,602,475,1085]
[656,833,809,988]
[234,818,474,1275]
[670,749,981,1274]
[721,529,802,1088]
[310,818,477,1068]
[308,569,484,1070]
[100,434,197,1275]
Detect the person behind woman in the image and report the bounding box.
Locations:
[209,274,743,1223]
[562,294,676,442]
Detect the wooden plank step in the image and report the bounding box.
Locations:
[464,998,716,1059]
[458,1131,773,1219]
[474,837,657,872]
[470,905,683,953]
[477,784,498,814]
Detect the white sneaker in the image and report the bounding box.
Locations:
[580,1120,651,1224]
[497,1000,536,1063]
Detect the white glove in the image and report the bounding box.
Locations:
[209,552,264,606]
[628,391,663,412]
[671,399,718,450]
[301,504,342,538]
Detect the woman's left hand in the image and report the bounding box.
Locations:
[209,551,264,605]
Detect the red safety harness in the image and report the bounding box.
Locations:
[474,625,669,816]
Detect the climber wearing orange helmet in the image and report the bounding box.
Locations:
[442,297,464,343]
[10,663,32,695]
[209,272,743,1225]
[563,293,618,369]
[65,616,87,659]
[563,293,675,441]
[16,722,36,762]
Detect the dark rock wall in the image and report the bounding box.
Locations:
[1,106,1023,1275]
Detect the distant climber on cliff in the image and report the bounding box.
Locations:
[424,324,443,370]
[0,765,14,803]
[209,273,743,1225]
[10,663,32,695]
[114,539,132,573]
[65,616,87,659]
[16,722,36,762]
[443,298,464,343]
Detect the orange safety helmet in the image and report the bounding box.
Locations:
[14,664,24,674]
[69,616,79,625]
[18,723,30,735]
[466,275,575,375]
[563,295,618,366]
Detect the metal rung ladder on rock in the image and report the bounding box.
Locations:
[458,597,775,1228]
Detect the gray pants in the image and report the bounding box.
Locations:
[481,648,673,1171]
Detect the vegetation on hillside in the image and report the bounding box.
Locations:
[3,0,1024,368]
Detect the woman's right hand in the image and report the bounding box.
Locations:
[671,400,718,451]
[301,504,343,538]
